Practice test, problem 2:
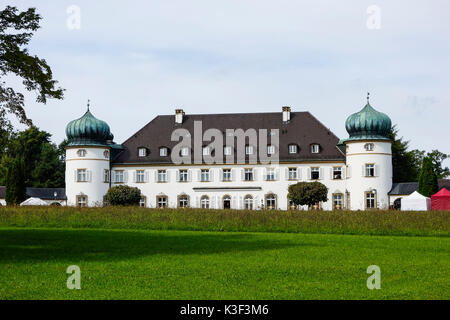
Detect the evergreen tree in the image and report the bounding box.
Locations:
[418,157,439,197]
[5,157,26,205]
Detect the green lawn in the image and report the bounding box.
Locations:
[0,227,448,299]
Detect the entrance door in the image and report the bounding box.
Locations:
[223,195,231,209]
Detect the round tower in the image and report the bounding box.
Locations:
[65,102,113,207]
[344,94,392,210]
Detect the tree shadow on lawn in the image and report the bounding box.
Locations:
[0,229,311,264]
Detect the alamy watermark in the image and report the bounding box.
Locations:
[66,5,81,30]
[366,5,381,30]
[366,265,381,290]
[66,265,81,289]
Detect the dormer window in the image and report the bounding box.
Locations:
[181,147,189,156]
[138,147,147,157]
[288,144,298,154]
[103,150,109,159]
[311,144,320,153]
[202,146,210,156]
[267,145,275,155]
[77,149,87,157]
[159,147,168,157]
[364,143,374,151]
[245,145,254,155]
[224,146,232,156]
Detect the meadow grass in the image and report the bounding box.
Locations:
[0,206,449,236]
[0,228,448,299]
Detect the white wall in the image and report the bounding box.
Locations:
[65,146,110,206]
[0,199,6,206]
[345,140,393,210]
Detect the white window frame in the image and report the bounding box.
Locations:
[77,169,87,182]
[157,196,168,208]
[266,168,275,181]
[103,169,110,183]
[136,170,145,183]
[245,145,253,155]
[364,143,374,151]
[288,168,297,180]
[365,164,375,177]
[222,169,232,181]
[267,145,275,155]
[202,146,210,156]
[244,168,253,181]
[114,170,124,183]
[289,144,297,154]
[333,167,342,180]
[138,148,147,157]
[311,144,320,153]
[201,196,210,209]
[159,147,168,157]
[181,147,189,156]
[77,195,87,207]
[200,169,210,182]
[77,149,87,157]
[179,169,188,182]
[311,167,320,180]
[224,146,232,156]
[139,196,146,207]
[157,170,167,182]
[244,195,253,210]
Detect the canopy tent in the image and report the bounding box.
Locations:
[401,191,430,211]
[431,188,450,211]
[20,197,48,206]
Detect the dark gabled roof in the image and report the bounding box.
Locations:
[389,182,418,196]
[113,111,345,164]
[25,188,66,200]
[0,186,5,199]
[389,179,450,196]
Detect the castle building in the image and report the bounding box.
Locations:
[65,97,393,210]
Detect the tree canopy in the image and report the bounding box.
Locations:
[0,5,64,126]
[418,156,439,197]
[288,181,328,208]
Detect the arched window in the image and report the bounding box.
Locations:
[244,195,253,210]
[364,143,374,151]
[103,150,110,159]
[178,194,189,208]
[223,195,231,209]
[265,193,277,210]
[201,195,210,209]
[77,149,87,157]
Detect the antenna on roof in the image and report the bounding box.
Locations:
[367,92,370,104]
[87,99,90,111]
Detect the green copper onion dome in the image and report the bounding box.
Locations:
[345,94,391,141]
[66,103,112,146]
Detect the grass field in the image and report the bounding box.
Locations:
[0,227,449,299]
[0,207,449,299]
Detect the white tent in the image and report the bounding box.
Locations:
[401,191,431,211]
[20,197,48,206]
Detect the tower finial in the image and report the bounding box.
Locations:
[367,92,370,104]
[87,99,90,111]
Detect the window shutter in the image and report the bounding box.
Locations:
[375,165,380,177]
[232,196,237,209]
[231,168,236,181]
[144,171,149,183]
[219,169,223,181]
[74,170,77,182]
[347,166,351,178]
[239,196,243,209]
[133,171,137,183]
[253,168,257,181]
[166,170,170,182]
[176,170,180,182]
[197,170,201,181]
[275,168,280,181]
[241,169,245,181]
[297,168,301,180]
[87,170,92,182]
[263,168,267,181]
[211,169,214,182]
[319,168,324,180]
[188,170,192,182]
[341,166,346,179]
[361,165,365,177]
[329,168,333,180]
[195,196,199,208]
[124,171,128,183]
[154,170,157,182]
[307,168,311,180]
[285,167,289,180]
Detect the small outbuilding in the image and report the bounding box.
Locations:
[400,191,431,211]
[431,188,450,211]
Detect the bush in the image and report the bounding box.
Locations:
[106,185,141,206]
[288,181,328,208]
[5,157,26,205]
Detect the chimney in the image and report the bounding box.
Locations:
[175,109,184,124]
[282,106,291,123]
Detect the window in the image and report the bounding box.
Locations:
[114,170,124,183]
[288,200,297,210]
[311,144,320,153]
[138,148,147,157]
[181,147,189,156]
[202,146,210,156]
[179,169,188,182]
[365,164,375,177]
[267,145,275,155]
[201,195,210,209]
[136,170,145,183]
[178,195,189,208]
[365,192,376,209]
[224,146,232,156]
[159,147,168,156]
[245,145,253,155]
[288,168,297,180]
[244,195,253,210]
[289,144,298,154]
[103,150,110,159]
[265,194,276,210]
[139,196,146,208]
[103,169,110,183]
[222,169,232,181]
[77,169,87,182]
[266,168,275,181]
[157,196,168,208]
[77,149,87,157]
[76,195,87,207]
[333,194,343,210]
[333,167,342,180]
[311,167,320,180]
[364,143,374,151]
[157,170,167,182]
[200,169,210,182]
[244,168,253,181]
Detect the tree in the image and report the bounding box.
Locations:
[31,142,65,187]
[427,150,449,179]
[288,181,328,209]
[106,185,142,206]
[418,157,439,197]
[5,156,26,205]
[0,6,64,126]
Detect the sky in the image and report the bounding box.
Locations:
[7,0,450,167]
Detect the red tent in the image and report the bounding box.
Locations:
[431,188,450,210]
